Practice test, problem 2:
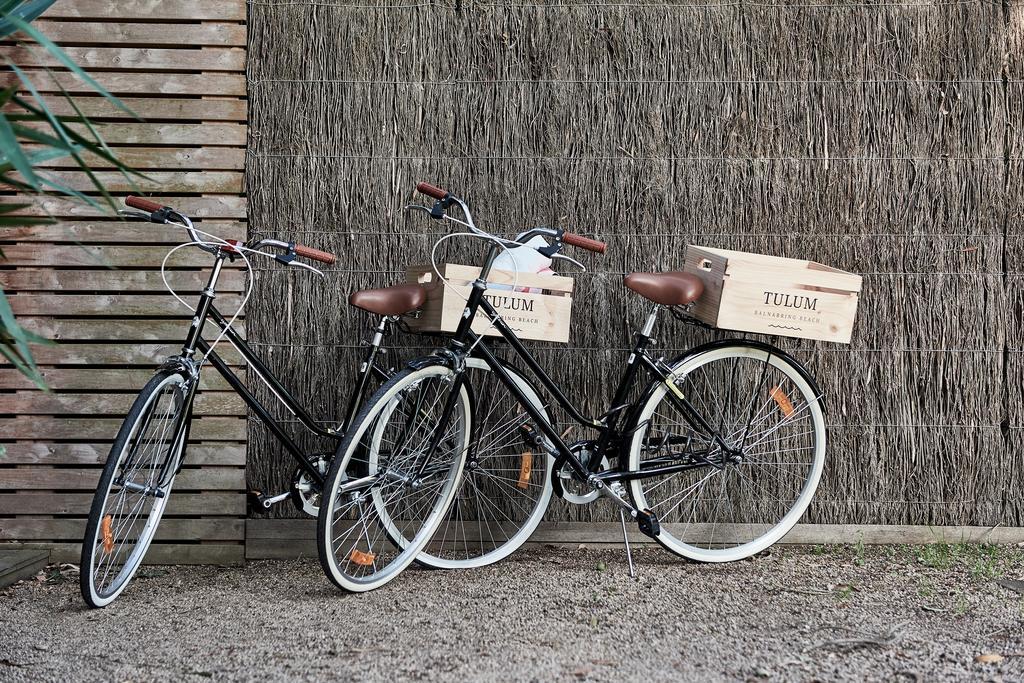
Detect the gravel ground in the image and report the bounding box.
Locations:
[2,544,1023,682]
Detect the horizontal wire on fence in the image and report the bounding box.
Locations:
[245,341,1007,353]
[247,151,1013,162]
[250,230,1010,237]
[247,0,982,9]
[812,499,1010,505]
[486,0,980,5]
[248,77,1011,86]
[246,415,1007,430]
[249,0,440,5]
[248,268,1007,276]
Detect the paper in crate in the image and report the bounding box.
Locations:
[684,246,862,344]
[406,264,575,343]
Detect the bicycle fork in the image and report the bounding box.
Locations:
[339,369,468,497]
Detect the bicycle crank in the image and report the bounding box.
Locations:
[247,489,290,514]
[290,455,329,517]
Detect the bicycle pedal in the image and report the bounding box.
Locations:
[636,508,661,539]
[247,489,275,515]
[518,423,546,449]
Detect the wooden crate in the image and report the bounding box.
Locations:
[406,264,575,343]
[684,246,862,343]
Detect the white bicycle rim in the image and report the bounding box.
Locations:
[319,365,470,592]
[370,358,554,570]
[627,346,826,563]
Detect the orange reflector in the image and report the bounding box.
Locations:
[349,548,376,566]
[101,514,114,554]
[770,386,795,417]
[518,452,533,489]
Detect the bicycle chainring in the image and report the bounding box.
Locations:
[556,449,609,505]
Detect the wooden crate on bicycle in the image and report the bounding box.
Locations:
[406,263,575,343]
[684,245,862,344]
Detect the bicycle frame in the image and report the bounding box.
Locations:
[169,249,392,489]
[437,245,742,494]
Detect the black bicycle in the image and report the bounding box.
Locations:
[81,196,556,606]
[317,182,828,592]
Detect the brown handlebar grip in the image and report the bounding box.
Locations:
[294,244,337,265]
[125,195,164,213]
[563,232,608,254]
[416,182,449,200]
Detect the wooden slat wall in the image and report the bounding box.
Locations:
[0,1,248,564]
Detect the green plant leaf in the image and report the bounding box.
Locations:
[0,1,57,39]
[0,286,48,390]
[0,342,48,390]
[0,84,17,106]
[0,202,54,227]
[0,110,40,188]
[25,143,83,165]
[38,174,105,211]
[0,212,52,226]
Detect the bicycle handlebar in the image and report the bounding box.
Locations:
[416,182,448,200]
[125,195,164,213]
[415,181,608,255]
[562,232,607,254]
[294,244,337,265]
[124,196,337,266]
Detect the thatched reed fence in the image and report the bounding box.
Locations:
[245,0,1023,531]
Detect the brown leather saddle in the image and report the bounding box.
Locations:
[623,272,704,306]
[348,283,427,316]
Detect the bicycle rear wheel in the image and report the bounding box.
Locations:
[626,343,826,562]
[317,364,470,592]
[384,358,553,569]
[80,370,191,607]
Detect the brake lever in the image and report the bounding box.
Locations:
[404,203,437,217]
[118,209,152,221]
[550,251,587,272]
[286,259,325,279]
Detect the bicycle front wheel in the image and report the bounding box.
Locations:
[626,343,826,562]
[80,370,191,607]
[317,364,470,592]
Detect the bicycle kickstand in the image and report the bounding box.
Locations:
[618,508,636,579]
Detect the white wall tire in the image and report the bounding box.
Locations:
[317,364,470,592]
[370,358,554,570]
[627,345,826,563]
